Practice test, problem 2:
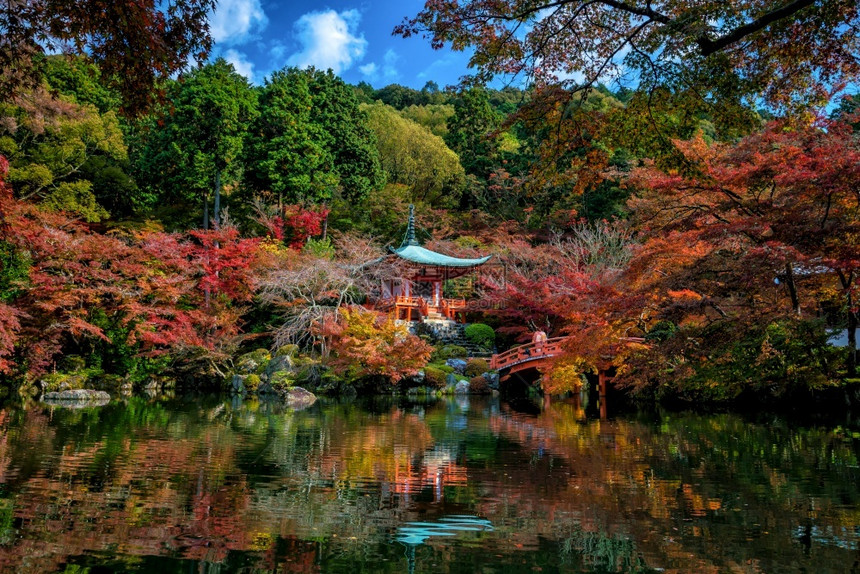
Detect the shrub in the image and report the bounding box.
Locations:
[464,323,495,348]
[424,366,447,389]
[469,376,490,394]
[464,358,490,377]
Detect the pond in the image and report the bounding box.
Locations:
[0,395,857,573]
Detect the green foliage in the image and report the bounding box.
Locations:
[42,180,109,222]
[0,240,30,303]
[303,236,335,259]
[658,319,842,402]
[1,90,129,220]
[81,308,171,383]
[40,55,123,113]
[245,68,383,206]
[646,320,679,343]
[464,323,495,349]
[445,87,501,183]
[133,58,258,224]
[363,102,465,208]
[398,104,455,137]
[464,358,490,377]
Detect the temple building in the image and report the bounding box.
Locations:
[377,205,492,323]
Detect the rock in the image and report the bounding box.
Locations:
[274,344,299,358]
[455,380,470,395]
[264,354,293,378]
[230,374,246,394]
[43,389,110,404]
[446,373,459,388]
[446,358,468,374]
[482,372,500,389]
[235,348,271,375]
[257,382,275,395]
[283,387,317,410]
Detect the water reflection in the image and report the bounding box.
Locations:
[0,395,855,572]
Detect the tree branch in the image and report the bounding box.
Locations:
[696,0,817,56]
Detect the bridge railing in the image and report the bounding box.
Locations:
[490,336,648,371]
[489,337,567,371]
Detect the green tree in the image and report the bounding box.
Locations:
[363,103,465,207]
[245,68,382,206]
[398,104,455,138]
[445,87,501,183]
[0,88,128,221]
[134,59,258,228]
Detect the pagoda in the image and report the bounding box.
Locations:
[377,205,491,323]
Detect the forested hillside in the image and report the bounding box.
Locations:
[0,0,858,406]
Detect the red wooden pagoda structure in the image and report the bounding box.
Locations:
[375,205,492,323]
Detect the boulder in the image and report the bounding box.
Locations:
[455,380,470,395]
[445,358,468,374]
[446,373,459,388]
[230,374,246,394]
[264,354,294,378]
[283,387,317,410]
[235,348,272,375]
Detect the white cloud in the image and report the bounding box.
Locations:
[287,9,367,74]
[382,49,399,80]
[360,62,379,80]
[224,49,255,80]
[210,0,268,45]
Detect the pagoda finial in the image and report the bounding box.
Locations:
[400,204,420,247]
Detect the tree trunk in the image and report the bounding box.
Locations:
[202,190,209,230]
[848,292,857,378]
[213,170,221,230]
[838,269,856,377]
[784,262,801,316]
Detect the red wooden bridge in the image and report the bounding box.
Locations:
[489,337,568,379]
[490,337,646,393]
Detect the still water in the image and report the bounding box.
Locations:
[0,395,857,573]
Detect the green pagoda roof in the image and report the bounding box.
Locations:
[388,205,492,268]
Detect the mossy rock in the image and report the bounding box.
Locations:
[245,374,262,392]
[430,345,468,362]
[39,372,89,393]
[274,344,299,358]
[235,348,272,375]
[93,374,126,392]
[426,362,455,374]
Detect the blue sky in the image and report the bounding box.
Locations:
[207,0,474,88]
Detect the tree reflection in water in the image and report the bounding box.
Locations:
[0,395,855,572]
